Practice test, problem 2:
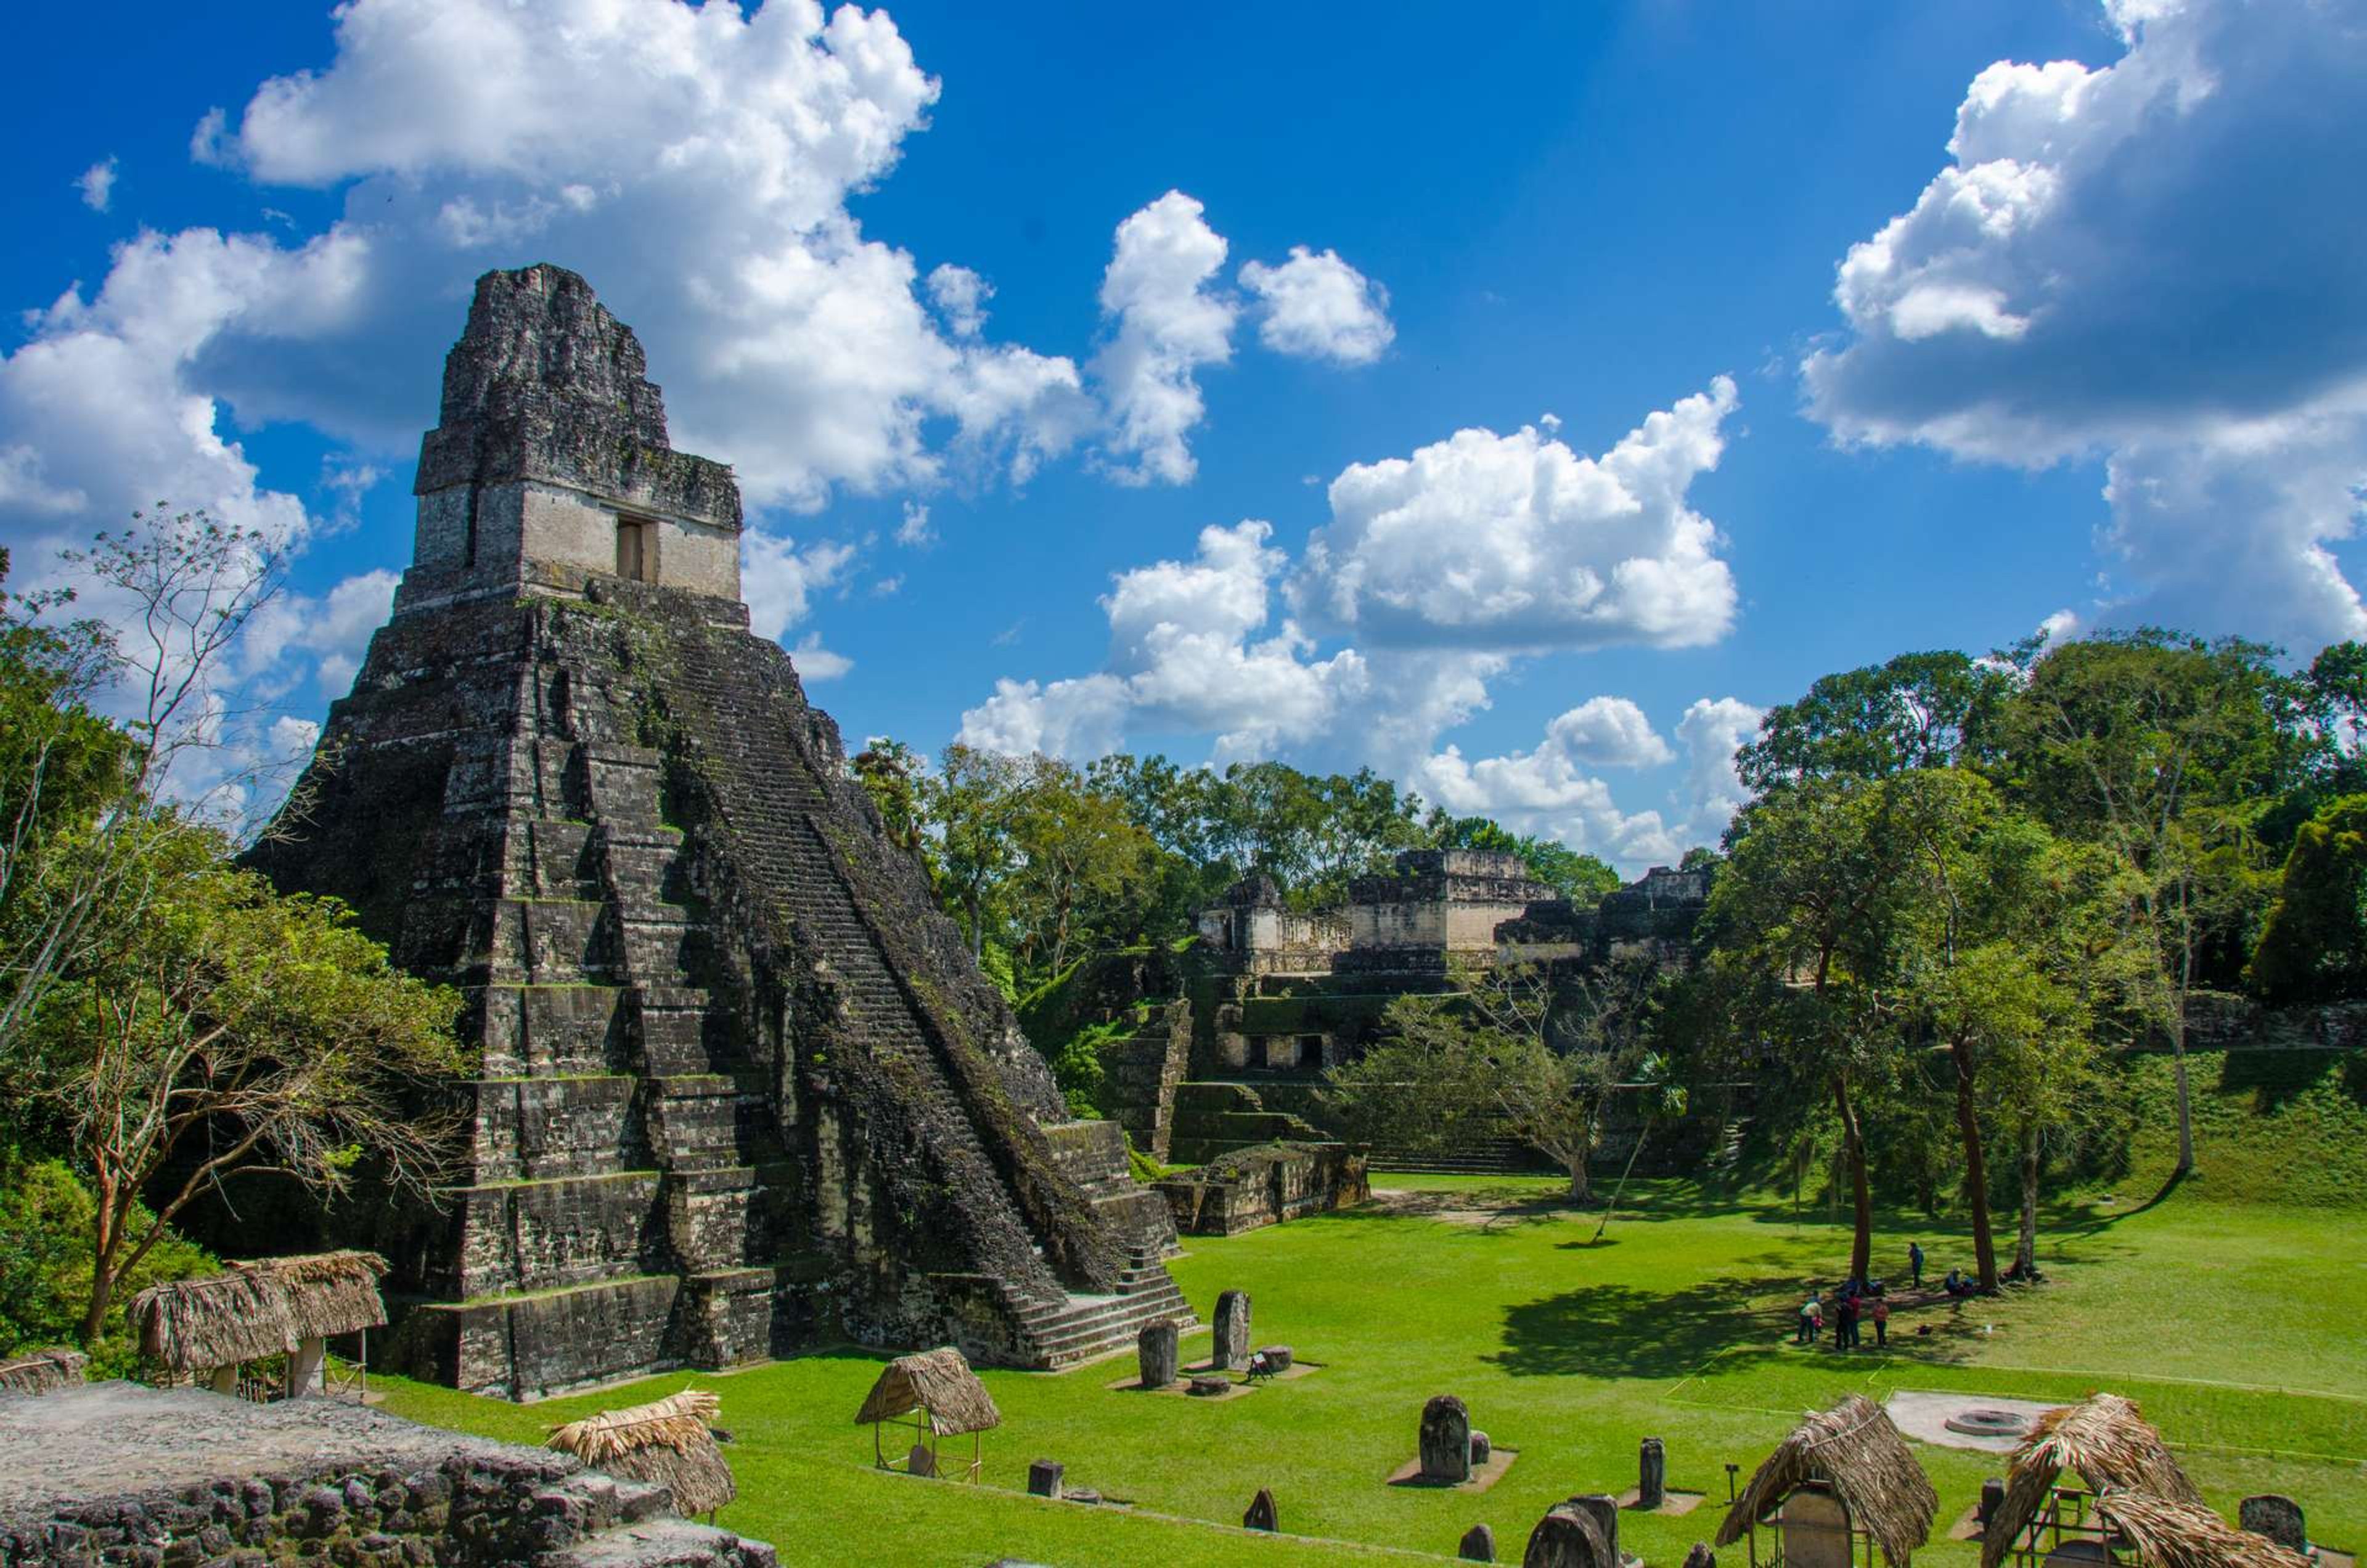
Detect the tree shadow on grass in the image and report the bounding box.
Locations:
[1490,1272,1812,1380]
[2053,1169,2186,1236]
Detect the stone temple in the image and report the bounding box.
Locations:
[249,264,1188,1399]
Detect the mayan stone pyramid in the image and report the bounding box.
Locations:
[250,264,1189,1399]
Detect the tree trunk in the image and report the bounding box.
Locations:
[1566,1154,1591,1203]
[80,1266,113,1347]
[2167,902,2197,1176]
[1952,1039,1997,1291]
[81,1172,119,1346]
[1833,1074,1873,1283]
[2169,989,2197,1176]
[2014,1120,2040,1279]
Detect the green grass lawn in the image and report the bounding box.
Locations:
[374,1170,2367,1567]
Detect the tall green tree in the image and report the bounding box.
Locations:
[23,849,464,1343]
[1736,650,2013,794]
[1709,776,1915,1281]
[1884,772,2103,1289]
[1007,756,1155,976]
[923,743,1028,960]
[1323,956,1656,1202]
[2000,631,2297,1175]
[2247,794,2367,1003]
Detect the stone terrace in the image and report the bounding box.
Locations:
[0,1381,773,1566]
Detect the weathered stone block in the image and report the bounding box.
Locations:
[1639,1437,1665,1509]
[2240,1496,2306,1553]
[1213,1289,1252,1370]
[1137,1321,1179,1388]
[1421,1395,1473,1483]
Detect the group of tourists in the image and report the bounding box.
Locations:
[1796,1240,1989,1348]
[1794,1276,1891,1349]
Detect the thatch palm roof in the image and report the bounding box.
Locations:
[0,1347,88,1396]
[130,1267,296,1369]
[853,1347,1001,1437]
[128,1250,389,1371]
[2095,1491,2313,1568]
[241,1251,390,1340]
[1981,1395,2201,1568]
[1715,1395,1940,1568]
[547,1390,735,1517]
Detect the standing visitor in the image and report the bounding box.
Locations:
[1798,1292,1822,1344]
[1871,1294,1889,1347]
[1909,1241,1924,1289]
[1836,1292,1858,1350]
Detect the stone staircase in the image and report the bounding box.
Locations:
[1094,1003,1190,1163]
[1366,1128,1554,1175]
[662,616,1194,1368]
[1166,1081,1328,1166]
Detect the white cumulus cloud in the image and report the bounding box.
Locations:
[1674,695,1763,844]
[1239,245,1394,365]
[1804,0,2367,646]
[740,529,856,644]
[959,519,1365,762]
[76,157,118,213]
[1293,378,1741,651]
[86,0,1087,512]
[1090,191,1238,488]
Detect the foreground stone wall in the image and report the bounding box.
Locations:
[0,1382,772,1567]
[1157,1141,1370,1236]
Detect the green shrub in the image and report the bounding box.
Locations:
[2249,794,2367,1002]
[0,1154,217,1375]
[1048,1016,1134,1118]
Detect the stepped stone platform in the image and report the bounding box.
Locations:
[247,264,1186,1398]
[0,1381,772,1566]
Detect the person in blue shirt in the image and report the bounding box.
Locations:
[1909,1240,1924,1289]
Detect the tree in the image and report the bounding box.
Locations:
[1323,955,1658,1203]
[1881,772,2113,1289]
[2302,641,2367,798]
[1208,761,1326,891]
[2247,794,2367,1003]
[1709,776,1914,1281]
[23,844,465,1344]
[2001,631,2296,1176]
[0,510,288,1068]
[850,737,927,858]
[1007,756,1155,977]
[1736,650,2013,795]
[923,743,1028,960]
[0,552,129,1074]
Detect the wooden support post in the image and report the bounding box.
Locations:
[285,1336,327,1399]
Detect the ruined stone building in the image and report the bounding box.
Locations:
[1118,853,1714,1170]
[250,265,1188,1399]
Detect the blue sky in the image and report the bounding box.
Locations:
[4,0,2361,868]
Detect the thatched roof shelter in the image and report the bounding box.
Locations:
[127,1250,388,1372]
[1715,1395,1940,1568]
[243,1251,389,1340]
[2094,1492,2312,1568]
[0,1347,88,1396]
[854,1347,1001,1438]
[548,1389,734,1517]
[1981,1395,2201,1568]
[129,1267,298,1370]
